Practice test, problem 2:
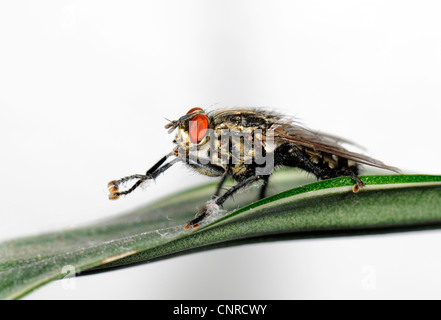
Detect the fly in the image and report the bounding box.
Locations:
[108,107,400,229]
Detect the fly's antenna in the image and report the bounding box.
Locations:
[164,118,179,134]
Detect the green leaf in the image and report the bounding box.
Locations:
[1,170,441,299]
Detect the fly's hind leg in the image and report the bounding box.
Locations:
[259,175,270,200]
[348,169,365,193]
[292,146,364,193]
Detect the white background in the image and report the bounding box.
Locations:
[1,0,441,299]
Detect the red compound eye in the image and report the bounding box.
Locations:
[186,107,203,114]
[189,114,209,144]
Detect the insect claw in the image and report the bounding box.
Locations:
[184,223,200,230]
[108,180,118,188]
[108,180,120,197]
[108,185,119,193]
[184,211,206,230]
[352,180,365,193]
[109,193,120,200]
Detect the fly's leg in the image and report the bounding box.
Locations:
[291,146,334,179]
[185,175,262,229]
[214,174,228,197]
[349,171,365,193]
[292,146,364,193]
[108,154,179,199]
[185,175,227,229]
[259,175,270,200]
[107,174,147,198]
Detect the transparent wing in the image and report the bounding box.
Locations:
[273,123,400,172]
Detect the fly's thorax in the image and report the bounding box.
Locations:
[208,108,282,129]
[208,124,275,166]
[173,122,276,170]
[169,109,281,177]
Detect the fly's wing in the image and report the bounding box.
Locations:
[273,123,400,173]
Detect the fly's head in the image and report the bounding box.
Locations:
[165,107,212,159]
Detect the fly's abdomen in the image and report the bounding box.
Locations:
[278,144,359,179]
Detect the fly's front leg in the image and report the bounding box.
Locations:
[108,154,179,199]
[185,175,262,229]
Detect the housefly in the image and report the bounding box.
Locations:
[108,107,399,229]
